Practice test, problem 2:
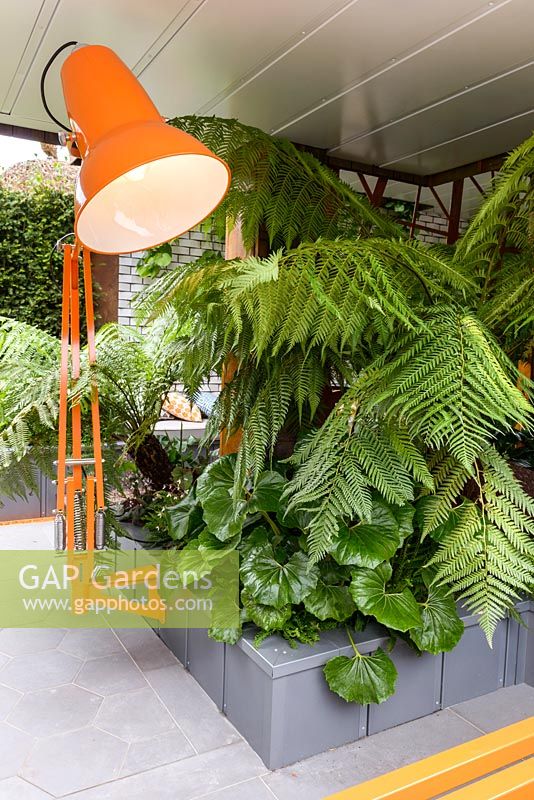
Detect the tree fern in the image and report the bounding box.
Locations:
[167,116,399,248]
[357,306,533,468]
[429,449,534,642]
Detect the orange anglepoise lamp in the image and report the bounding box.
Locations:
[52,44,230,551]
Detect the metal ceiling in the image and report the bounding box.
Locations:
[1,0,533,217]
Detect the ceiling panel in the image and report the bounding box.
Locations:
[139,0,345,119]
[208,0,495,133]
[341,62,534,167]
[280,0,534,157]
[0,0,56,111]
[1,0,534,181]
[10,0,197,127]
[387,109,534,173]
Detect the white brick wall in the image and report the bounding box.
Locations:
[117,228,224,327]
[416,212,468,244]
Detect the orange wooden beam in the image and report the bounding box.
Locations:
[444,757,533,800]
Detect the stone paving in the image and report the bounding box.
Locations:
[0,521,533,799]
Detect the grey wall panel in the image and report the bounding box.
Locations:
[224,641,273,766]
[442,620,507,707]
[515,608,534,687]
[187,629,225,711]
[269,667,363,769]
[368,644,442,735]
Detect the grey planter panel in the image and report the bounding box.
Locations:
[0,464,41,521]
[505,616,521,688]
[368,643,442,735]
[0,490,41,521]
[0,463,55,522]
[224,641,274,765]
[514,606,534,687]
[224,640,363,770]
[442,620,507,707]
[159,627,187,666]
[269,666,363,769]
[238,628,342,678]
[187,628,225,710]
[40,471,56,516]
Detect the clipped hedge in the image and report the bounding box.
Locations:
[0,183,75,335]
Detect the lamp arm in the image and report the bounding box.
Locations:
[40,41,78,132]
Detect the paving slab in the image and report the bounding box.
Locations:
[0,520,54,550]
[75,652,148,696]
[196,777,275,800]
[0,649,82,692]
[22,726,128,796]
[95,686,176,743]
[0,683,22,720]
[144,663,241,754]
[120,729,196,777]
[451,682,534,732]
[0,776,53,799]
[114,629,178,672]
[0,722,35,780]
[0,628,66,656]
[8,684,102,737]
[62,741,266,800]
[59,629,123,660]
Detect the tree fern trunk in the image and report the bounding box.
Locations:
[128,434,174,491]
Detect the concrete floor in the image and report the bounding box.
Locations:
[0,521,533,799]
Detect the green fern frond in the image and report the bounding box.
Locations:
[428,456,534,643]
[168,116,399,248]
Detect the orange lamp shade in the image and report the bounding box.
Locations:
[60,45,231,254]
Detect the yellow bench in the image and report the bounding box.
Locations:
[325,716,533,800]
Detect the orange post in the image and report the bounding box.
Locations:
[66,477,75,551]
[69,246,83,492]
[56,245,72,514]
[83,248,105,510]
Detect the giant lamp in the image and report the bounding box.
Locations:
[51,44,230,550]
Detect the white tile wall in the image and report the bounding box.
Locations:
[117,228,224,327]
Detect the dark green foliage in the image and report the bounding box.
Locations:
[136,117,534,649]
[161,456,464,704]
[0,185,75,335]
[167,116,398,250]
[0,316,188,502]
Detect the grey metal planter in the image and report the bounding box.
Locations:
[0,465,55,521]
[110,526,534,767]
[160,602,534,770]
[506,600,534,688]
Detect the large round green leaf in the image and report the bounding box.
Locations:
[323,649,397,704]
[239,526,271,559]
[330,523,401,569]
[209,626,242,645]
[242,590,292,630]
[163,493,203,541]
[390,503,415,543]
[196,456,247,540]
[350,563,422,631]
[249,471,287,513]
[303,580,356,621]
[241,546,319,608]
[370,498,399,532]
[410,585,464,654]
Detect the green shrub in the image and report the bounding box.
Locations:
[0,184,74,335]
